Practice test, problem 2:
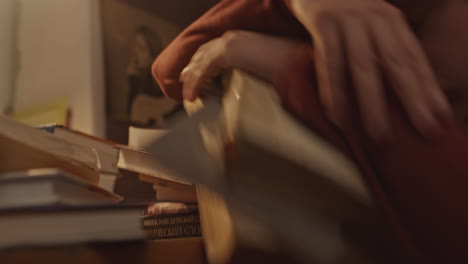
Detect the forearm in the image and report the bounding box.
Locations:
[151,0,308,101]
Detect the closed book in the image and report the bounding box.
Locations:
[99,173,120,193]
[0,204,145,249]
[115,145,193,205]
[0,116,99,185]
[115,145,191,186]
[142,210,201,240]
[115,127,193,204]
[0,168,122,209]
[152,183,197,204]
[138,173,197,203]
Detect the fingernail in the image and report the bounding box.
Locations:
[180,66,190,82]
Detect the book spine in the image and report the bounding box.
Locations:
[143,224,202,240]
[142,212,202,240]
[142,212,199,226]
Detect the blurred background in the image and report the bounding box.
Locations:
[0,0,218,143]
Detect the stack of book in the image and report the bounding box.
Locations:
[117,126,202,241]
[0,116,145,249]
[40,124,121,192]
[42,122,203,242]
[142,203,201,240]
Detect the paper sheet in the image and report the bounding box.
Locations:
[147,97,223,189]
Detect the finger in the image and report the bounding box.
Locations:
[181,61,200,101]
[189,57,223,99]
[189,44,207,64]
[342,17,389,140]
[181,44,211,100]
[388,12,453,120]
[180,64,191,83]
[312,17,347,125]
[183,52,223,101]
[369,12,441,136]
[182,63,202,101]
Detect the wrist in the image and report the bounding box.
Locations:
[220,30,246,69]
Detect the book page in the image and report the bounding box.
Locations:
[128,126,167,150]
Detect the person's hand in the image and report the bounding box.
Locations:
[180,36,229,101]
[180,31,303,101]
[289,0,452,139]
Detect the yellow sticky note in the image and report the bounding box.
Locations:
[13,97,70,127]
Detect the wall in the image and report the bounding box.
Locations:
[14,0,105,137]
[0,0,17,114]
[101,0,218,142]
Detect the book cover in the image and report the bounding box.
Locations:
[0,116,100,185]
[40,124,120,175]
[142,210,201,240]
[0,168,122,209]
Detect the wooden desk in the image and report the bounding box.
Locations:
[0,238,206,264]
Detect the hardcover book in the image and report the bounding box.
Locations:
[142,209,201,240]
[0,204,145,249]
[113,126,196,204]
[41,125,120,175]
[0,116,100,185]
[0,168,122,209]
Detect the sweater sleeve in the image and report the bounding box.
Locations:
[151,0,308,100]
[276,40,468,264]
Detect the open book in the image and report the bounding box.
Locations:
[148,70,380,263]
[0,116,100,185]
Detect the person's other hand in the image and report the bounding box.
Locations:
[180,31,302,102]
[290,0,452,139]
